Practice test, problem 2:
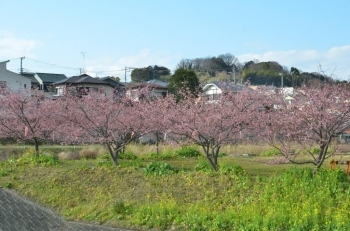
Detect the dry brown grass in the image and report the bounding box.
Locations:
[79,147,98,159]
[57,151,81,160]
[126,143,177,155]
[220,144,271,156]
[125,143,271,157]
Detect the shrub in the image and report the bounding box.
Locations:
[219,163,246,175]
[0,169,11,177]
[3,182,13,189]
[113,201,133,217]
[97,160,113,167]
[97,153,111,160]
[15,149,60,166]
[119,151,138,160]
[33,155,60,166]
[311,147,320,154]
[144,162,177,176]
[194,160,213,172]
[260,148,280,156]
[79,148,98,159]
[176,146,201,158]
[57,151,80,160]
[140,152,176,160]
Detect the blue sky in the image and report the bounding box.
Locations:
[1,0,350,81]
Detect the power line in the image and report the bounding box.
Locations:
[6,57,139,81]
[25,58,81,70]
[0,57,22,62]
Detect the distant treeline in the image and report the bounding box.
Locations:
[128,53,336,86]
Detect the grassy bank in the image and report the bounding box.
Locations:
[1,144,350,230]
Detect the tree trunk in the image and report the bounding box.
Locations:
[106,144,118,166]
[314,143,329,174]
[33,137,39,158]
[202,144,220,171]
[156,131,159,155]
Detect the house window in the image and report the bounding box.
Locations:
[24,84,27,88]
[0,81,6,88]
[207,94,219,101]
[55,87,64,96]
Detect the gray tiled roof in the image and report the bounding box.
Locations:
[53,74,110,85]
[36,73,67,83]
[126,82,168,90]
[98,77,125,88]
[146,79,168,87]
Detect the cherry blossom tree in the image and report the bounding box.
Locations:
[59,91,148,166]
[262,83,350,170]
[0,88,59,155]
[152,88,265,171]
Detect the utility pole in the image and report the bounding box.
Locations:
[20,56,25,74]
[232,66,236,84]
[279,73,284,93]
[281,74,284,89]
[124,67,135,83]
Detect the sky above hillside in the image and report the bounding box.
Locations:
[1,0,350,81]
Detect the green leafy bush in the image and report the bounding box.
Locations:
[119,151,138,160]
[260,149,280,156]
[113,201,133,218]
[0,169,9,177]
[33,155,60,166]
[140,152,176,160]
[144,162,177,176]
[97,153,111,160]
[311,147,320,154]
[97,160,113,167]
[15,149,60,166]
[176,146,201,158]
[3,182,13,188]
[219,163,246,175]
[194,160,213,172]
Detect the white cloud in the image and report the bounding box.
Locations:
[85,49,180,80]
[238,45,350,80]
[0,32,42,60]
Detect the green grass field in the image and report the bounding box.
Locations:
[1,144,350,230]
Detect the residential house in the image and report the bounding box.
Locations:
[125,79,168,101]
[98,76,125,91]
[0,61,31,91]
[21,72,40,89]
[52,74,115,97]
[202,81,245,101]
[146,79,168,87]
[22,72,67,92]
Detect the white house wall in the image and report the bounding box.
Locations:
[55,84,114,96]
[0,61,31,91]
[204,85,222,95]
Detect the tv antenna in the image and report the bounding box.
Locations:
[81,52,86,74]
